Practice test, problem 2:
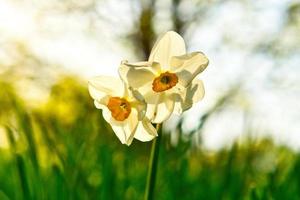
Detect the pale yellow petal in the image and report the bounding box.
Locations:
[118,63,156,89]
[173,101,184,115]
[120,60,153,68]
[136,82,153,99]
[174,79,205,114]
[119,62,155,104]
[171,52,209,87]
[120,60,161,74]
[103,107,139,145]
[145,93,175,124]
[149,31,186,70]
[134,118,157,142]
[94,100,106,110]
[101,107,113,124]
[130,91,147,120]
[88,76,125,104]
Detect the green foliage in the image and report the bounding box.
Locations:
[0,77,300,200]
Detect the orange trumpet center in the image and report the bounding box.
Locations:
[152,71,178,92]
[107,97,131,121]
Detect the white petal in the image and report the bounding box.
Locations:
[149,31,186,70]
[94,100,106,110]
[119,62,156,104]
[103,107,139,145]
[118,62,156,89]
[101,107,113,122]
[130,91,147,120]
[88,76,125,104]
[120,60,150,67]
[145,93,175,124]
[174,79,205,114]
[134,118,157,142]
[135,82,153,100]
[171,52,209,87]
[173,101,184,115]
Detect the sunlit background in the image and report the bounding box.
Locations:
[0,0,300,199]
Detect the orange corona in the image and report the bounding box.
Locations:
[107,97,131,121]
[152,72,178,92]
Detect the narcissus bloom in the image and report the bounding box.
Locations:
[88,76,157,145]
[119,31,209,123]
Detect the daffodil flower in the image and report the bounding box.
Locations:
[119,31,209,123]
[88,76,157,145]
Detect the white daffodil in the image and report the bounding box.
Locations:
[88,76,157,145]
[119,31,209,123]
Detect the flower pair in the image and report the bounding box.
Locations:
[88,31,209,145]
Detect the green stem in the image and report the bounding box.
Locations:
[144,123,162,200]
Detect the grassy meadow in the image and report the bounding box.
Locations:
[0,77,300,200]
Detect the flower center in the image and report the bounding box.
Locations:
[107,97,131,121]
[152,71,178,92]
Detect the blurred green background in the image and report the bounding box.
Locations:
[0,0,300,199]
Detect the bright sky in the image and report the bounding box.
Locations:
[0,0,299,150]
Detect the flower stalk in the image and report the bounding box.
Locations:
[144,123,162,200]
